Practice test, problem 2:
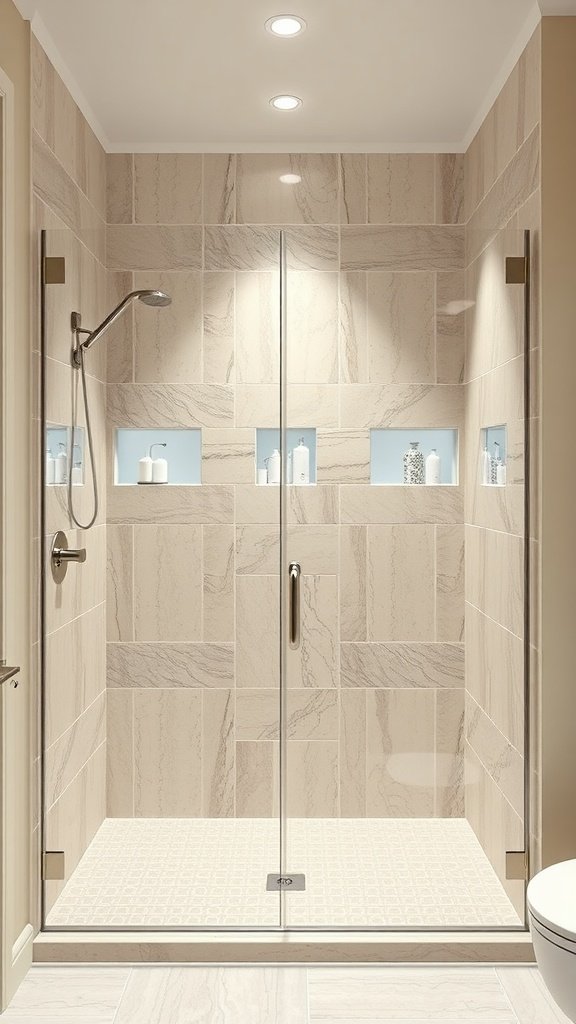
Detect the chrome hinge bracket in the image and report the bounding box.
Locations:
[42,851,65,881]
[43,256,66,285]
[506,850,529,880]
[505,256,528,285]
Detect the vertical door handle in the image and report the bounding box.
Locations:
[289,562,301,649]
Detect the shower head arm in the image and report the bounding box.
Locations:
[73,291,142,363]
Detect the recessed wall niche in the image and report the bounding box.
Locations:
[370,429,459,485]
[115,428,202,485]
[256,428,317,485]
[45,425,84,485]
[481,424,507,486]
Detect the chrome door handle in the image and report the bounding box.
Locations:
[51,530,87,583]
[289,562,301,649]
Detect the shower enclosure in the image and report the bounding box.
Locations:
[39,162,532,933]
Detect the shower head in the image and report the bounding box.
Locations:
[138,290,172,308]
[72,289,172,363]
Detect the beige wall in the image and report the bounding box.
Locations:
[31,38,108,915]
[0,0,32,1006]
[105,152,466,820]
[540,17,576,868]
[463,26,541,916]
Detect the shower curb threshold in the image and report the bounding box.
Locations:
[33,931,535,964]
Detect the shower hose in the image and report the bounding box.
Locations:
[67,343,99,530]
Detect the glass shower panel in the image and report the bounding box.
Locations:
[40,227,284,930]
[282,225,530,929]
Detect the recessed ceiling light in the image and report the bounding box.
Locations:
[270,94,302,111]
[279,173,302,184]
[265,15,306,36]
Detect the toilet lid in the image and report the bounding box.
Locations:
[528,859,576,942]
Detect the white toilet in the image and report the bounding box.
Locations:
[527,859,576,1022]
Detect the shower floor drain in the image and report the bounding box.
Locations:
[266,873,306,891]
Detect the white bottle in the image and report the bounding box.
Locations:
[257,467,268,486]
[490,442,500,485]
[287,450,293,485]
[268,448,281,485]
[138,453,153,483]
[481,446,491,486]
[425,448,441,485]
[292,437,310,485]
[151,442,168,483]
[45,447,55,485]
[496,461,507,485]
[55,442,68,484]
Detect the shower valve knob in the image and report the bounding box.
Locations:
[51,531,87,583]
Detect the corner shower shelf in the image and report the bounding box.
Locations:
[256,428,317,485]
[482,424,507,487]
[370,428,459,486]
[114,428,201,486]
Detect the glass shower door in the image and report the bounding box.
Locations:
[40,226,285,930]
[281,224,531,930]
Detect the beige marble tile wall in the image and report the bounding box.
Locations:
[463,26,541,917]
[31,37,108,914]
[106,150,466,820]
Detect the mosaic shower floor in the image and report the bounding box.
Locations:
[46,817,523,928]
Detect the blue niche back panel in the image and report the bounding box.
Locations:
[115,428,202,485]
[370,429,458,485]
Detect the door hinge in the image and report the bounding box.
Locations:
[506,850,528,880]
[43,256,66,285]
[505,256,528,285]
[42,851,65,880]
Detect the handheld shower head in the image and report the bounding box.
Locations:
[72,289,172,364]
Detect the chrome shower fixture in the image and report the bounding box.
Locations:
[71,289,171,366]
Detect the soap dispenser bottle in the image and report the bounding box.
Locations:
[268,448,281,485]
[138,449,153,483]
[425,448,441,485]
[71,443,83,485]
[293,437,310,484]
[481,445,491,486]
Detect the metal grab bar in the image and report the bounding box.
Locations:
[289,562,301,649]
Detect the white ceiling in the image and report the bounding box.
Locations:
[12,0,575,152]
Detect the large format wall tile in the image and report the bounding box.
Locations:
[133,525,202,641]
[107,526,134,642]
[133,690,202,816]
[107,642,234,689]
[287,272,339,384]
[45,604,106,748]
[133,271,202,383]
[366,689,435,816]
[286,741,338,817]
[340,642,465,689]
[236,742,276,817]
[108,484,234,525]
[341,484,464,525]
[236,576,279,688]
[436,154,465,225]
[317,430,370,484]
[205,225,279,271]
[436,524,465,642]
[108,382,233,427]
[237,154,339,224]
[465,525,524,637]
[339,689,366,815]
[203,154,236,225]
[107,224,203,271]
[203,525,234,641]
[340,383,464,429]
[203,689,235,817]
[366,272,435,384]
[45,692,106,809]
[465,603,523,750]
[340,154,366,224]
[107,153,133,224]
[341,225,464,271]
[236,271,280,384]
[237,689,337,741]
[367,154,435,224]
[134,154,202,224]
[202,428,255,485]
[107,690,133,816]
[340,526,367,641]
[367,525,435,641]
[466,693,523,818]
[203,271,234,383]
[436,688,465,816]
[33,132,106,263]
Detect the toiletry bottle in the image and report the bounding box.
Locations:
[403,441,424,485]
[45,446,55,485]
[138,450,153,483]
[481,445,491,486]
[496,460,507,485]
[425,448,441,485]
[151,442,168,483]
[55,442,68,484]
[287,450,293,485]
[293,437,310,484]
[257,467,268,486]
[268,448,281,485]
